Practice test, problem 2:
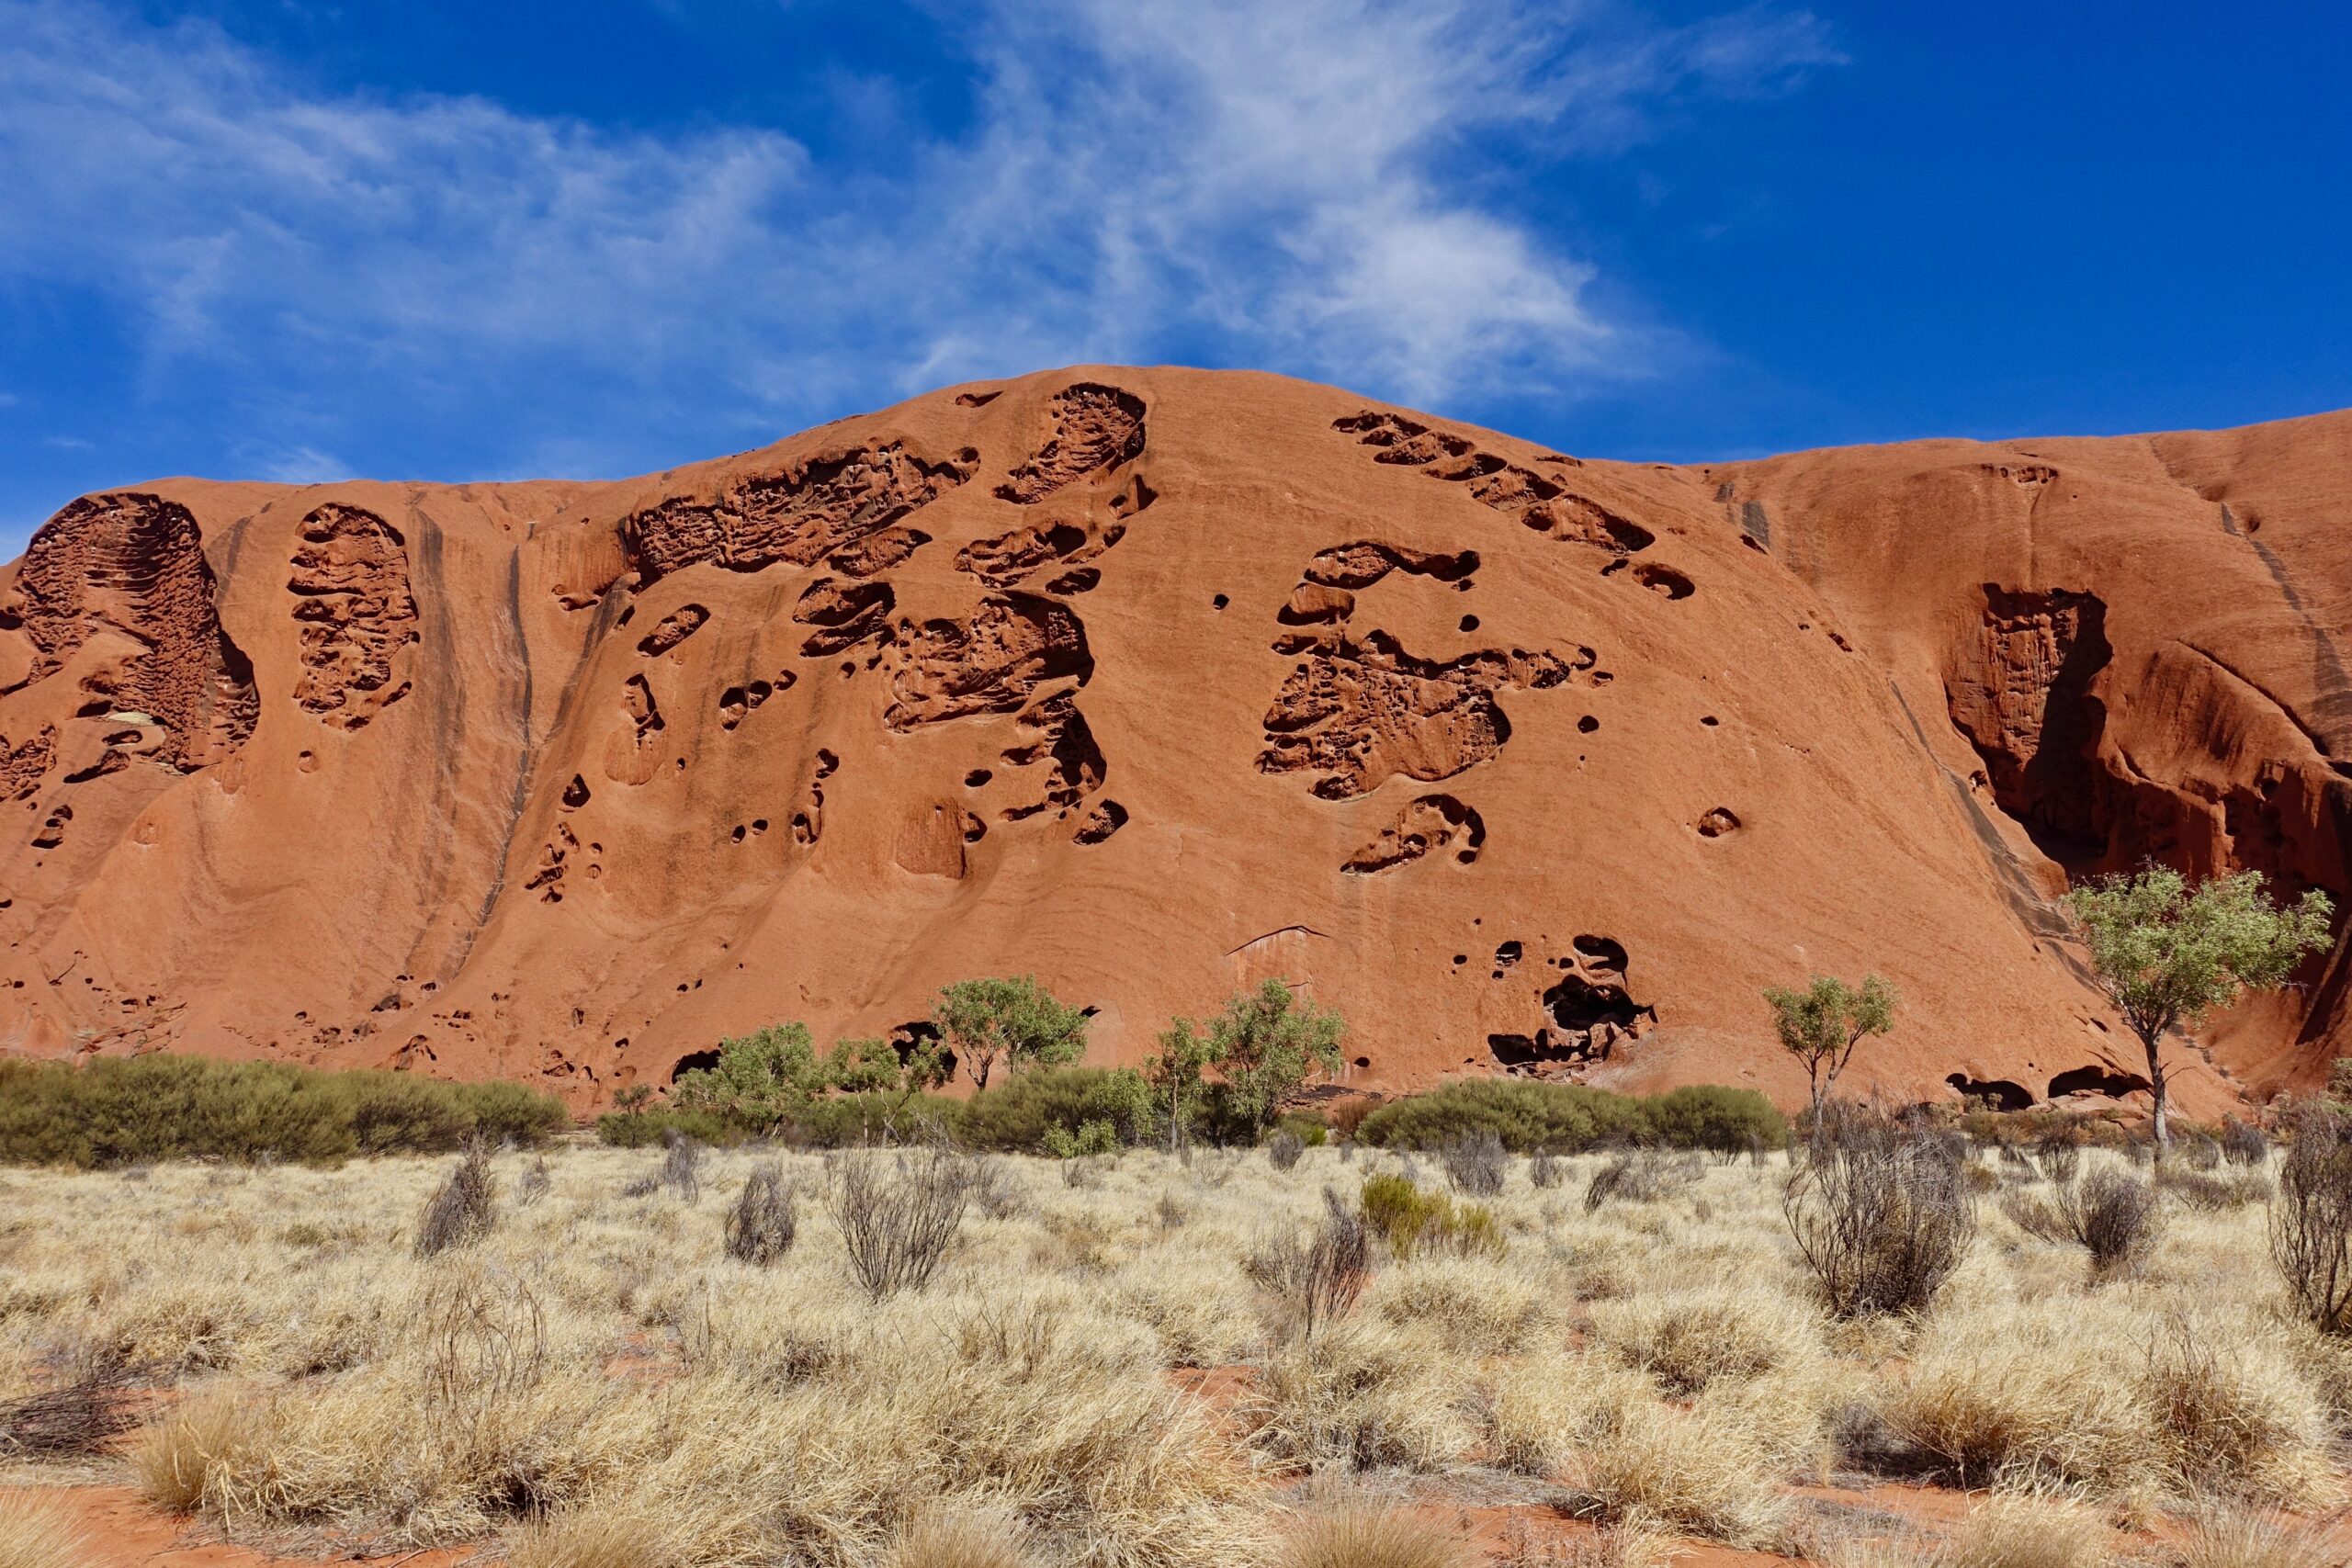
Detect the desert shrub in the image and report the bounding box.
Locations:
[829,1141,971,1299]
[415,1142,498,1258]
[1276,1112,1330,1146]
[1783,1106,1973,1316]
[0,1055,569,1168]
[788,1090,962,1149]
[2164,1167,2271,1211]
[2034,1135,2082,1185]
[1528,1149,1563,1189]
[1642,1084,1793,1156]
[724,1163,797,1265]
[514,1155,551,1206]
[2052,1167,2161,1277]
[1275,1506,1469,1568]
[1267,1129,1306,1171]
[1357,1078,1785,1155]
[2221,1118,2270,1167]
[1044,1118,1121,1159]
[2270,1103,2352,1334]
[659,1129,703,1203]
[1582,1150,1702,1213]
[1438,1129,1507,1195]
[593,1105,744,1149]
[967,1156,1024,1221]
[955,1066,1155,1153]
[1246,1190,1373,1337]
[2180,1131,2225,1171]
[1358,1172,1503,1260]
[0,1491,86,1568]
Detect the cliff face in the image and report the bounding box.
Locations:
[0,367,2345,1115]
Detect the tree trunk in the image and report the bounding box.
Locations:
[2142,1029,2170,1155]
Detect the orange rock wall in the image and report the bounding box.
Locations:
[0,367,2344,1116]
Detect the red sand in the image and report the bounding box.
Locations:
[0,368,2346,1116]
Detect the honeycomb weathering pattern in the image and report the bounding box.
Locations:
[1259,631,1584,799]
[620,441,978,587]
[4,492,257,772]
[288,503,419,729]
[0,368,2349,1123]
[995,384,1148,503]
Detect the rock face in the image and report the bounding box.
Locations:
[0,367,2346,1115]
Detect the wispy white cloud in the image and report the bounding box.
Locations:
[0,0,1838,473]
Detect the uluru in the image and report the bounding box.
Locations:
[0,366,2344,1120]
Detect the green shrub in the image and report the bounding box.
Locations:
[1642,1085,1790,1154]
[953,1066,1156,1152]
[1358,1171,1504,1259]
[1043,1118,1121,1158]
[1355,1078,1785,1155]
[0,1055,570,1168]
[1274,1112,1329,1147]
[594,1106,748,1149]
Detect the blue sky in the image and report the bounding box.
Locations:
[1,1,2346,551]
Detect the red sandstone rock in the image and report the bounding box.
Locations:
[0,367,2344,1117]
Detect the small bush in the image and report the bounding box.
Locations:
[414,1141,497,1258]
[829,1140,971,1299]
[2177,1509,2334,1568]
[1359,1172,1503,1260]
[2270,1102,2352,1334]
[2220,1118,2270,1167]
[724,1162,796,1265]
[594,1105,743,1149]
[2052,1167,2160,1277]
[0,1055,568,1167]
[1783,1105,1973,1316]
[2180,1131,2225,1171]
[955,1066,1154,1153]
[1267,1129,1306,1170]
[1528,1149,1563,1189]
[1246,1190,1373,1337]
[2165,1166,2271,1211]
[659,1129,703,1203]
[1355,1078,1785,1156]
[1439,1129,1507,1195]
[1044,1117,1121,1159]
[1582,1150,1702,1214]
[514,1154,551,1206]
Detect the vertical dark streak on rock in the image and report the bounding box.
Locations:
[2222,505,2352,757]
[448,550,535,973]
[392,506,465,988]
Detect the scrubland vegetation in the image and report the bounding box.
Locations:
[2,1111,2350,1567]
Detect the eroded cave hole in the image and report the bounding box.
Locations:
[2048,1065,2151,1100]
[669,1050,721,1084]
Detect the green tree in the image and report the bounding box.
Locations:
[932,977,1090,1090]
[1142,1020,1218,1151]
[1763,975,1896,1118]
[2064,867,2334,1149]
[670,1022,832,1134]
[829,1036,952,1108]
[1175,979,1345,1142]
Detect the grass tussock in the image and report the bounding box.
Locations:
[0,1493,86,1568]
[1276,1505,1471,1568]
[0,1129,2338,1562]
